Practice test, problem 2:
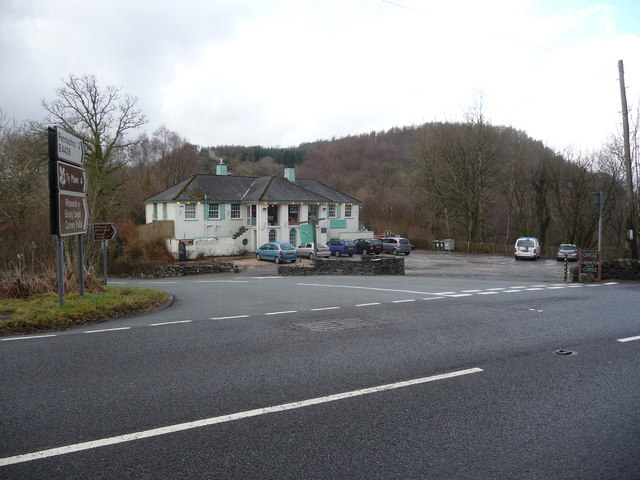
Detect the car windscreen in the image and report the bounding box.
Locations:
[559,244,576,249]
[318,243,328,248]
[345,241,356,246]
[279,243,295,250]
[399,239,410,245]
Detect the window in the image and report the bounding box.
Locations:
[328,204,337,218]
[185,203,196,220]
[289,229,297,245]
[308,204,319,220]
[288,205,299,225]
[344,205,352,218]
[231,203,241,219]
[269,229,277,242]
[208,203,220,219]
[162,203,168,220]
[152,203,158,220]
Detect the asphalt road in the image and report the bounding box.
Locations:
[1,251,639,479]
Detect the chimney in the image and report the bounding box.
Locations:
[284,165,295,182]
[216,159,228,176]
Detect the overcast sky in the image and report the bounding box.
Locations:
[1,0,639,152]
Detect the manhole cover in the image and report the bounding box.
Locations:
[294,318,384,332]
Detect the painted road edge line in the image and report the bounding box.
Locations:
[0,367,483,467]
[617,335,640,343]
[1,334,57,342]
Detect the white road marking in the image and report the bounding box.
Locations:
[476,292,499,295]
[84,327,131,334]
[0,367,483,467]
[524,288,544,291]
[423,297,445,300]
[446,293,473,297]
[546,286,565,289]
[586,284,603,287]
[617,335,640,343]
[355,302,381,307]
[311,307,340,311]
[501,289,522,293]
[194,280,250,283]
[144,282,178,284]
[265,311,297,316]
[392,299,415,303]
[1,334,57,342]
[210,315,250,320]
[251,276,283,280]
[149,320,192,326]
[298,283,437,296]
[461,290,481,293]
[486,287,505,291]
[433,291,456,295]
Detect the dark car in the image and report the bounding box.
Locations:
[556,244,578,261]
[327,239,356,257]
[354,238,383,255]
[381,237,411,255]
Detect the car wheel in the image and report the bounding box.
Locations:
[405,251,410,255]
[274,256,281,264]
[309,252,315,260]
[256,254,261,261]
[514,256,518,260]
[393,248,399,255]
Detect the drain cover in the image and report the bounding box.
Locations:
[294,318,383,332]
[554,349,576,356]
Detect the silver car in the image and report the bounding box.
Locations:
[296,242,330,260]
[381,237,412,255]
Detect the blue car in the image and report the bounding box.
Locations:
[327,239,357,257]
[255,242,297,264]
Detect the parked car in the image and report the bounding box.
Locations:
[327,239,357,257]
[255,242,297,264]
[556,243,578,261]
[354,238,383,255]
[514,237,541,260]
[296,242,330,259]
[381,237,412,255]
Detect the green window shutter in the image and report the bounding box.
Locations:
[220,203,226,220]
[336,205,342,218]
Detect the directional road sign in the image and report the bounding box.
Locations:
[58,192,89,236]
[51,126,85,166]
[92,223,119,241]
[56,161,87,194]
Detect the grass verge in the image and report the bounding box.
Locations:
[0,286,171,336]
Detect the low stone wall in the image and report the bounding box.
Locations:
[278,256,404,276]
[121,261,239,278]
[601,259,640,280]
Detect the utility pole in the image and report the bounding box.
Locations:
[618,59,638,260]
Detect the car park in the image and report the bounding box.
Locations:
[255,242,297,264]
[296,242,331,259]
[514,237,541,260]
[354,238,383,255]
[327,239,357,257]
[380,237,411,255]
[556,243,578,261]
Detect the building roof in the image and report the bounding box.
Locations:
[144,174,361,204]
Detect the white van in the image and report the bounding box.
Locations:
[514,237,541,260]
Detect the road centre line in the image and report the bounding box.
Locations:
[461,290,481,293]
[446,293,473,297]
[297,283,439,296]
[502,290,522,293]
[210,315,250,320]
[0,367,483,467]
[355,302,381,307]
[265,311,297,316]
[311,307,341,311]
[617,335,640,343]
[1,334,57,342]
[194,280,250,283]
[524,288,544,291]
[149,320,193,326]
[84,327,131,334]
[392,299,415,303]
[423,297,446,300]
[475,292,499,295]
[546,286,565,289]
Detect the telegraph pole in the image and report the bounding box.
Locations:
[618,59,638,260]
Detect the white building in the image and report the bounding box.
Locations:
[143,165,365,259]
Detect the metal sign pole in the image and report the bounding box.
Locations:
[78,234,84,296]
[57,235,65,307]
[102,239,109,285]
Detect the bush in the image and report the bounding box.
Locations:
[0,268,104,299]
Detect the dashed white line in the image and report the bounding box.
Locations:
[149,320,193,326]
[84,327,131,334]
[210,315,250,320]
[524,288,544,291]
[487,287,506,291]
[0,367,483,467]
[447,293,473,297]
[194,280,250,283]
[461,289,481,293]
[311,307,341,311]
[433,291,456,295]
[476,291,499,295]
[1,334,57,342]
[502,289,522,293]
[423,297,445,300]
[392,299,415,303]
[265,311,297,316]
[617,335,640,343]
[355,302,381,307]
[546,286,565,290]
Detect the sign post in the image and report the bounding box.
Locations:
[93,223,119,284]
[48,126,87,306]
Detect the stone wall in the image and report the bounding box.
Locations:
[601,259,640,280]
[120,261,239,278]
[278,256,404,276]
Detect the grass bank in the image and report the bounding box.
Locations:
[0,286,171,336]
